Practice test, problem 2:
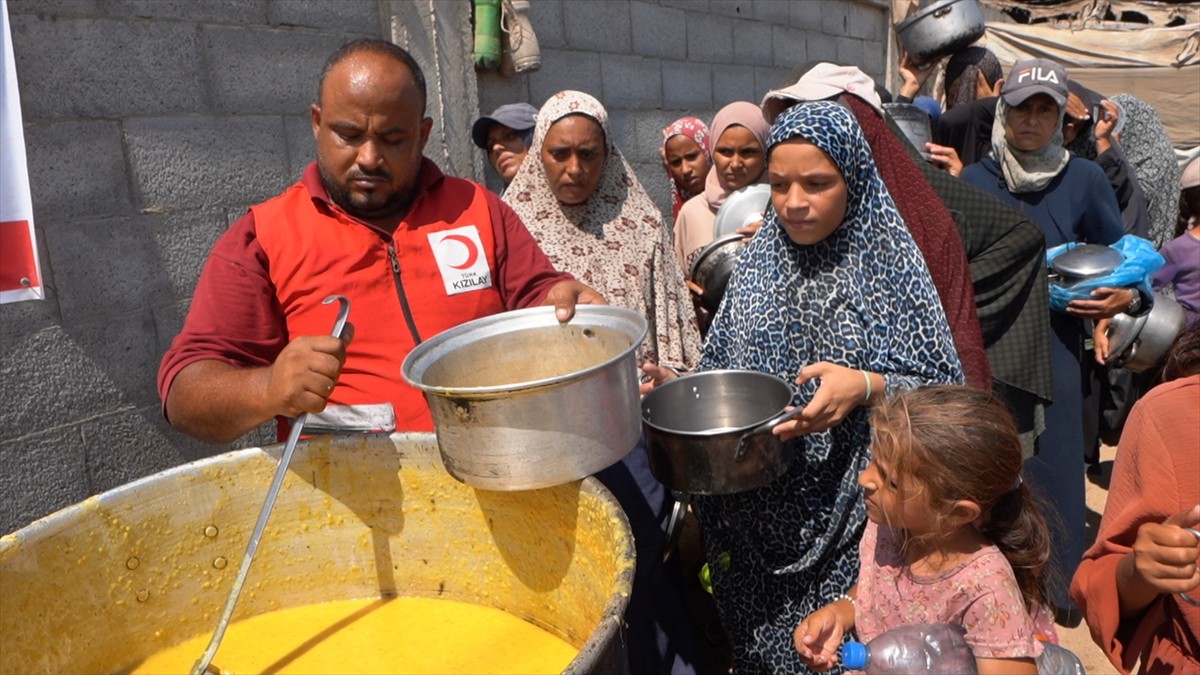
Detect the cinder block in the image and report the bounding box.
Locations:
[0,426,89,534]
[153,299,191,361]
[661,0,708,11]
[862,44,886,82]
[788,1,823,31]
[606,110,638,161]
[268,0,381,34]
[102,0,268,22]
[850,2,886,40]
[822,0,853,35]
[527,0,566,49]
[806,31,838,63]
[836,36,867,70]
[733,18,773,66]
[23,121,132,223]
[686,13,732,63]
[151,208,232,301]
[663,60,712,111]
[527,48,601,109]
[601,54,662,110]
[477,70,534,113]
[0,326,125,442]
[123,115,291,212]
[42,214,159,323]
[631,2,687,60]
[757,66,795,99]
[712,64,758,107]
[80,406,196,495]
[752,0,790,24]
[9,15,207,119]
[772,25,807,70]
[203,25,348,115]
[564,2,631,54]
[285,114,317,181]
[6,0,99,16]
[708,0,752,20]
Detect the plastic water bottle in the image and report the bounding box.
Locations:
[1035,641,1086,674]
[841,623,979,674]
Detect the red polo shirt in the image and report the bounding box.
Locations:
[158,159,572,435]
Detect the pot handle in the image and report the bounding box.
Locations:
[734,394,804,461]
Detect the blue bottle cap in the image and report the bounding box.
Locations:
[842,641,868,670]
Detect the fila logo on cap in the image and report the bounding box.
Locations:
[1016,67,1060,85]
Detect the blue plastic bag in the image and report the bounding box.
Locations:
[1046,235,1164,313]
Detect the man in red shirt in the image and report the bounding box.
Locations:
[158,39,602,443]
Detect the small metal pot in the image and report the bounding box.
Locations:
[1049,243,1125,287]
[1104,293,1187,373]
[689,233,745,316]
[402,305,648,491]
[641,370,802,495]
[895,0,986,65]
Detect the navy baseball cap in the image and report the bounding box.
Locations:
[471,103,538,149]
[1002,58,1069,108]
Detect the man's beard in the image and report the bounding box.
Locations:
[319,163,415,222]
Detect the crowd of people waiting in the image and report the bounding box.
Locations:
[158,36,1198,675]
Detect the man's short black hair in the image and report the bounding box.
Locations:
[317,38,427,112]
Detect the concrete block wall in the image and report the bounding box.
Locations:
[476,0,891,212]
[0,0,386,533]
[1,0,890,534]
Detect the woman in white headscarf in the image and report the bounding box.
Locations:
[503,90,703,675]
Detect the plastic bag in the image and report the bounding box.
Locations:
[1046,235,1164,313]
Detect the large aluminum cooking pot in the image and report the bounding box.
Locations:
[1104,293,1187,373]
[895,0,986,65]
[0,433,634,674]
[641,370,802,495]
[402,305,647,491]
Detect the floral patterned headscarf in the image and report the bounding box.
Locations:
[661,117,711,219]
[503,90,702,369]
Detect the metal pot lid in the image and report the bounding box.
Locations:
[713,184,771,239]
[1050,244,1125,280]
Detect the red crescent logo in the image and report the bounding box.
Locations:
[441,234,479,269]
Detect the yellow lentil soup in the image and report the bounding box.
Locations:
[130,596,577,674]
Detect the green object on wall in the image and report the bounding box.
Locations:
[474,0,502,70]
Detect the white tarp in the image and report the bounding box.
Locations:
[0,0,43,304]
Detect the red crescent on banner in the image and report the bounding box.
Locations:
[441,234,479,269]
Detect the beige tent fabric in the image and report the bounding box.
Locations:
[984,22,1199,147]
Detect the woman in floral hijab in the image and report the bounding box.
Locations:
[504,90,704,674]
[504,90,702,371]
[661,116,711,221]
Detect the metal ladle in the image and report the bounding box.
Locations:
[192,294,350,675]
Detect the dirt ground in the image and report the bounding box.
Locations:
[675,442,1124,674]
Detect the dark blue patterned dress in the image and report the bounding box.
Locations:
[694,101,965,674]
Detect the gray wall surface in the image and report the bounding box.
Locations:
[0,0,889,534]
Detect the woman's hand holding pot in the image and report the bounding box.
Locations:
[775,362,875,440]
[639,362,679,396]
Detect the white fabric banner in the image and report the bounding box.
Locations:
[0,0,43,304]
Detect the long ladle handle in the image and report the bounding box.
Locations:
[192,295,350,675]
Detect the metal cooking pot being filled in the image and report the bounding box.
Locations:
[895,0,986,65]
[641,370,803,495]
[401,305,647,492]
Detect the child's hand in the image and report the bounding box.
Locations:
[1094,318,1111,364]
[775,363,873,439]
[793,601,853,672]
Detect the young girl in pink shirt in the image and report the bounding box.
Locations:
[794,385,1058,675]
